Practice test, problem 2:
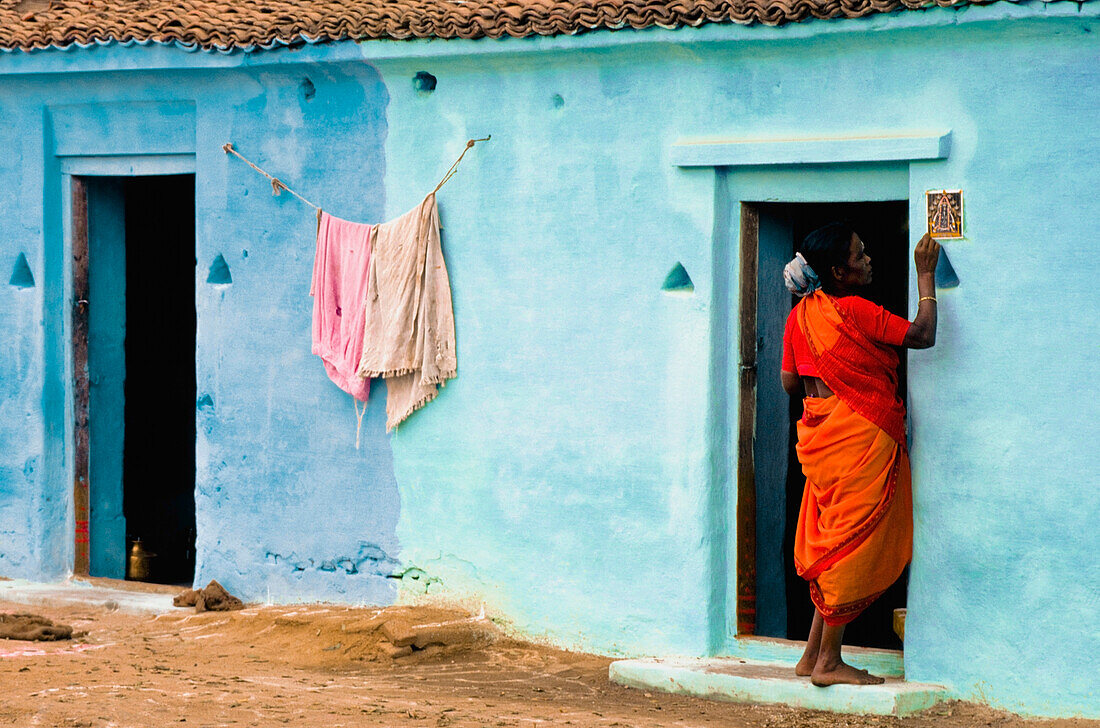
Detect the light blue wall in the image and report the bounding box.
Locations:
[187,66,398,604]
[0,3,1096,717]
[0,64,399,602]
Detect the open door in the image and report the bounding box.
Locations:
[738,201,909,649]
[72,174,197,584]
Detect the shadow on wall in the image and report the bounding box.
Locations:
[192,61,398,605]
[238,378,404,605]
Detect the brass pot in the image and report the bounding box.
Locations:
[893,607,906,642]
[127,540,156,581]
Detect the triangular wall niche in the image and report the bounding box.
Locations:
[661,262,694,294]
[9,252,34,289]
[206,254,232,285]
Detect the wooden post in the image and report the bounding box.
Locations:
[71,176,91,576]
[735,203,759,636]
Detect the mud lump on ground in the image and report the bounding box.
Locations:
[173,579,245,612]
[203,603,502,667]
[0,613,72,641]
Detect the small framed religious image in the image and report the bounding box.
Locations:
[925,189,964,238]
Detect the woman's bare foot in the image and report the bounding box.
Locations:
[811,660,885,687]
[797,609,825,677]
[795,652,817,677]
[807,618,884,686]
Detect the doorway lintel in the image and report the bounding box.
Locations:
[61,154,196,178]
[670,131,951,168]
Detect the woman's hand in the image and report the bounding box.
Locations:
[914,233,941,275]
[903,233,941,349]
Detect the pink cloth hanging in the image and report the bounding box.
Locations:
[310,210,373,402]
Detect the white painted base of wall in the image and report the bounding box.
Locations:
[610,657,948,716]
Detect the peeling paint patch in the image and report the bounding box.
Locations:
[265,542,399,578]
[389,565,442,594]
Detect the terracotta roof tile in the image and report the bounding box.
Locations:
[0,0,1049,51]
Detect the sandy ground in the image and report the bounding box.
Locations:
[0,595,1094,728]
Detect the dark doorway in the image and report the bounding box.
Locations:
[78,174,196,585]
[123,175,197,585]
[741,201,908,650]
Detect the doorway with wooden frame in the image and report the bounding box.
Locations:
[71,173,197,585]
[736,200,909,649]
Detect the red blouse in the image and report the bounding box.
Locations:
[782,295,911,378]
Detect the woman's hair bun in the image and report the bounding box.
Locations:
[799,222,856,293]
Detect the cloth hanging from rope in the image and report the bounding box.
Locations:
[311,210,374,404]
[356,193,456,431]
[224,138,482,434]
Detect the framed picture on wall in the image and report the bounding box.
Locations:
[925,189,964,238]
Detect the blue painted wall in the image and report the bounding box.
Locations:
[0,2,1097,717]
[0,64,399,601]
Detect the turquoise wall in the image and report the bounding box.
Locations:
[0,2,1096,717]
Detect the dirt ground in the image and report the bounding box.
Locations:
[0,594,1094,728]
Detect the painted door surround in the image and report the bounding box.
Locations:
[671,131,950,658]
[44,99,198,577]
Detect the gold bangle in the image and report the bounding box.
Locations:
[919,296,938,304]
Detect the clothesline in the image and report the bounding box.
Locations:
[221,136,492,211]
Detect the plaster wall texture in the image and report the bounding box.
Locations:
[0,4,1097,718]
[372,15,1100,716]
[0,65,403,604]
[0,85,52,579]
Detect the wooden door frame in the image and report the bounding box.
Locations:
[735,203,759,636]
[71,176,91,576]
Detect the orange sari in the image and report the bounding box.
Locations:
[792,292,912,625]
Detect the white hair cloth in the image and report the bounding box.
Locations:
[783,252,821,298]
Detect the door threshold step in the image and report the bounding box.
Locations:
[610,656,948,716]
[0,578,178,615]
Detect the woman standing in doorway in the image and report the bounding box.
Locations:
[780,224,940,686]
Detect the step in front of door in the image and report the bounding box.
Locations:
[610,657,947,716]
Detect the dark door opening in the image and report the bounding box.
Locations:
[78,174,196,585]
[740,201,908,649]
[123,175,196,585]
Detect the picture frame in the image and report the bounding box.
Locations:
[925,189,964,239]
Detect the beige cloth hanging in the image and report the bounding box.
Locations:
[356,193,456,430]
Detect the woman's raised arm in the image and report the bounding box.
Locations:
[902,233,941,349]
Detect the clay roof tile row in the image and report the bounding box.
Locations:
[0,0,1027,52]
